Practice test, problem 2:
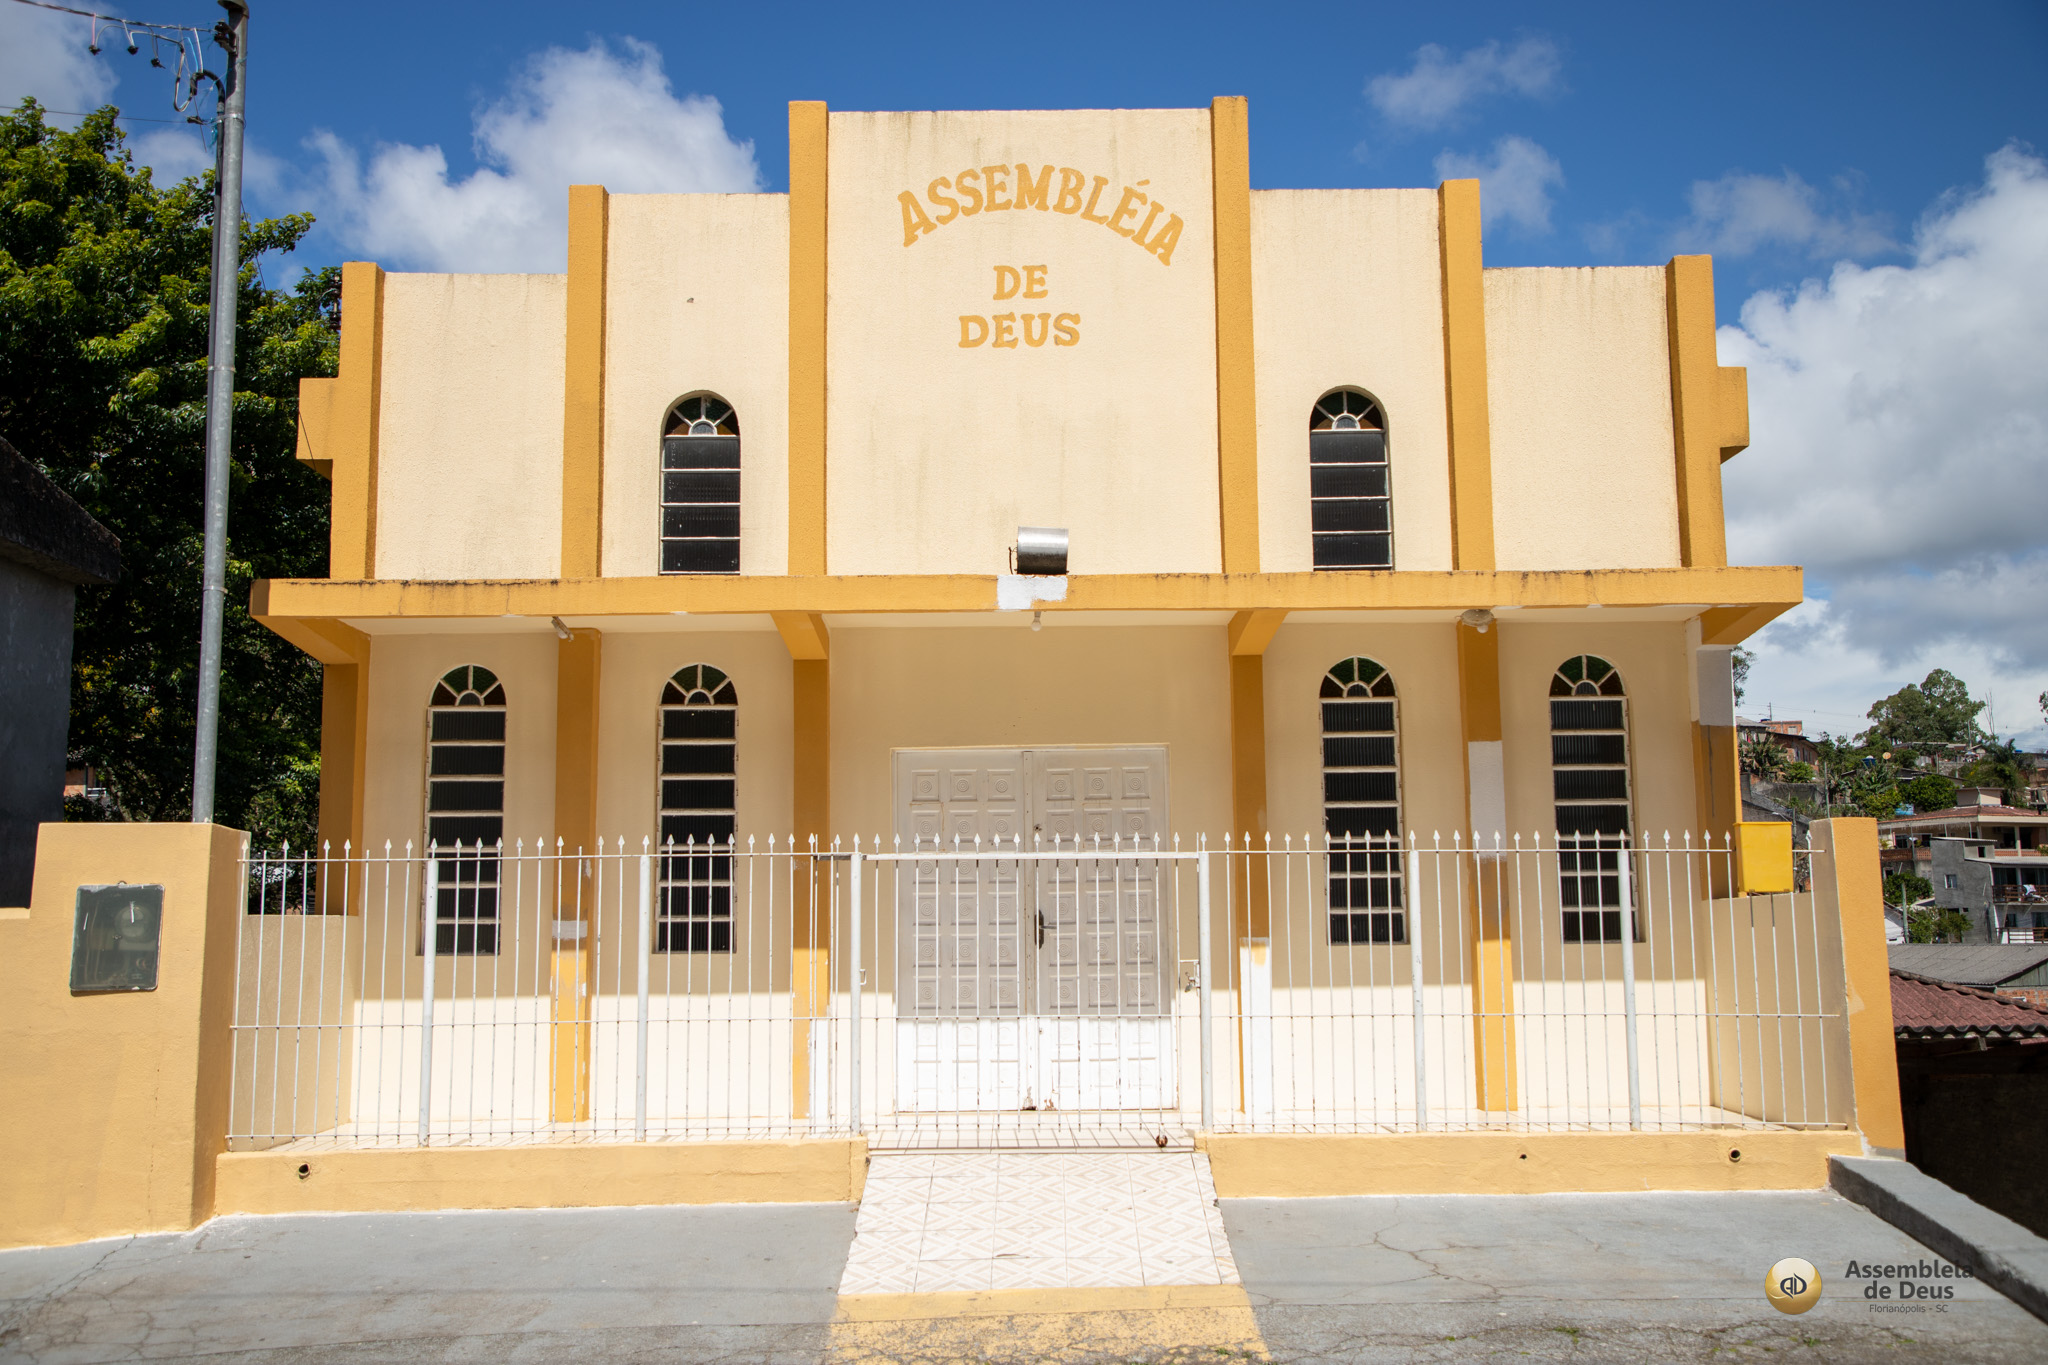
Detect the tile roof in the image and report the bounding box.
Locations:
[1882,805,2044,822]
[1891,970,2048,1040]
[1886,943,2048,986]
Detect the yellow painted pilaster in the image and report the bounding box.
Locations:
[788,101,829,577]
[550,628,602,1123]
[560,185,609,579]
[1665,255,1729,568]
[1437,181,1495,572]
[295,375,337,478]
[1811,818,1905,1154]
[1457,619,1516,1111]
[1228,649,1269,939]
[306,622,370,912]
[329,262,385,579]
[790,644,832,1117]
[1210,96,1259,574]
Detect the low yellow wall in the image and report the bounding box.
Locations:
[0,823,246,1251]
[1201,1128,1861,1198]
[215,1137,869,1216]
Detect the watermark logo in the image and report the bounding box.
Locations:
[1765,1257,1822,1314]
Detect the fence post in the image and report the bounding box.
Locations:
[1197,839,1213,1131]
[1408,835,1428,1131]
[850,842,863,1136]
[418,845,439,1147]
[1619,841,1642,1130]
[636,844,652,1142]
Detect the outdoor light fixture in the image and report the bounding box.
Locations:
[70,883,164,993]
[550,616,573,640]
[1459,608,1495,633]
[1014,527,1069,576]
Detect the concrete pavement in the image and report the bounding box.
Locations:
[4,1176,2047,1362]
[1226,1189,2048,1363]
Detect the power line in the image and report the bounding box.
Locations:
[10,105,184,122]
[3,0,221,123]
[5,0,202,34]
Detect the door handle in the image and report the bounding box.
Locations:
[1036,909,1045,948]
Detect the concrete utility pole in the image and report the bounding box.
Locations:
[190,0,248,824]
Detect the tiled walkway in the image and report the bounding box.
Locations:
[837,1150,1240,1294]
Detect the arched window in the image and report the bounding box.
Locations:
[1322,657,1404,943]
[1310,389,1391,570]
[1550,655,1635,943]
[426,665,505,956]
[658,664,737,952]
[660,394,741,575]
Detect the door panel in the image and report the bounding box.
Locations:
[1034,748,1167,1025]
[896,750,1032,1019]
[892,745,1173,1113]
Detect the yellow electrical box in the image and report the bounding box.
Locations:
[1735,821,1795,894]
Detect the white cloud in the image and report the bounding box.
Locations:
[1367,37,1560,129]
[130,127,211,182]
[1723,145,2048,745]
[1433,136,1564,234]
[0,5,117,115]
[1680,169,1895,259]
[308,38,760,273]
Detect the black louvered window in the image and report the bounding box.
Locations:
[1310,389,1392,570]
[659,664,737,952]
[1550,655,1637,944]
[660,395,741,575]
[1322,657,1404,944]
[426,665,505,955]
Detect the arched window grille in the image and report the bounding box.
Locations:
[1310,389,1392,570]
[660,394,741,575]
[659,664,737,952]
[426,665,505,955]
[1550,655,1636,943]
[1322,657,1404,943]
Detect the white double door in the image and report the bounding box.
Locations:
[892,747,1175,1113]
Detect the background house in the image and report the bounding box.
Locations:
[0,437,119,906]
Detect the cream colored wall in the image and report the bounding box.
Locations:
[1484,267,1681,570]
[363,633,560,857]
[824,109,1221,575]
[353,633,560,998]
[1250,191,1453,573]
[592,630,794,841]
[829,624,1233,839]
[375,274,566,580]
[1498,619,1697,845]
[602,194,791,578]
[1263,622,1465,840]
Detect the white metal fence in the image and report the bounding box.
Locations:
[229,832,1853,1151]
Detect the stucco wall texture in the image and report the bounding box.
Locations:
[374,273,567,581]
[602,194,791,579]
[1484,266,1683,571]
[1249,189,1454,575]
[824,109,1222,577]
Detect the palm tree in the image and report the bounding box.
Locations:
[1740,736,1788,783]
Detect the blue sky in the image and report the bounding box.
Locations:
[7,0,2048,746]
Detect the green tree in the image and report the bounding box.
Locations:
[1731,645,1753,707]
[1740,734,1788,781]
[1898,774,1958,813]
[1,101,336,843]
[1885,870,1932,907]
[1781,760,1816,783]
[1906,905,1973,944]
[1862,669,1986,762]
[1961,737,2026,806]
